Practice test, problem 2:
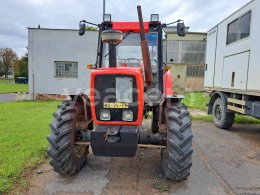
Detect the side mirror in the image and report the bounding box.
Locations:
[79,23,86,36]
[177,22,186,37]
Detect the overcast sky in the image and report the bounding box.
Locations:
[0,0,250,57]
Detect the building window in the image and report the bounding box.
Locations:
[227,11,251,45]
[55,61,78,78]
[186,65,205,78]
[167,40,206,65]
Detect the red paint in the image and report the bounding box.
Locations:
[163,71,174,97]
[112,22,149,33]
[90,67,144,126]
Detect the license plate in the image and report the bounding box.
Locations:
[103,102,129,109]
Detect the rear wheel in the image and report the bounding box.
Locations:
[161,103,193,181]
[212,98,234,129]
[47,100,89,175]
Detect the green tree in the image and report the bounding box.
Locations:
[86,26,98,31]
[0,48,18,79]
[14,53,28,78]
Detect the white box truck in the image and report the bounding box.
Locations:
[204,0,260,129]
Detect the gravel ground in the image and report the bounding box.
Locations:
[10,121,260,195]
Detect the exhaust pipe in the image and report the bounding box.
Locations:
[137,6,153,86]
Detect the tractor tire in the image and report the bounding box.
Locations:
[161,103,193,181]
[47,100,88,175]
[212,98,235,129]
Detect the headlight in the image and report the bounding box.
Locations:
[122,110,133,121]
[100,109,111,121]
[150,14,159,22]
[103,14,112,22]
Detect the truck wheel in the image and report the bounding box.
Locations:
[47,100,88,175]
[212,98,234,129]
[161,103,193,181]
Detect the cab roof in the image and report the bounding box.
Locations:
[112,22,150,33]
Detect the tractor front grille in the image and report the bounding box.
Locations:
[93,74,139,122]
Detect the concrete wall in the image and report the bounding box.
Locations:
[28,28,98,99]
[185,77,204,92]
[171,64,186,93]
[167,32,207,93]
[171,64,204,94]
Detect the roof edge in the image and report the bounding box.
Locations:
[167,32,206,35]
[27,27,80,31]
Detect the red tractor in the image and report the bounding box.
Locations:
[47,6,193,181]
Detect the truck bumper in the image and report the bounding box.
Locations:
[90,126,138,157]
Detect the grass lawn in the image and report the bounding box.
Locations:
[0,101,60,193]
[0,79,28,93]
[184,92,260,124]
[0,83,28,93]
[183,92,209,110]
[0,79,14,84]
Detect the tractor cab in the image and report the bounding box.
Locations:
[104,29,158,70]
[95,20,164,92]
[102,22,158,69]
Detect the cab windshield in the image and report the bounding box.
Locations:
[104,32,158,67]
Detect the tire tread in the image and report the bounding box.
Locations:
[47,101,87,175]
[161,102,193,181]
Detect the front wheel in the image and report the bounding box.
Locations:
[212,98,234,129]
[47,100,89,175]
[161,103,193,181]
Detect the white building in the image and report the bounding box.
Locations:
[28,28,98,99]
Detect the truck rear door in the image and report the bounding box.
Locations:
[204,27,218,88]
